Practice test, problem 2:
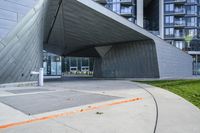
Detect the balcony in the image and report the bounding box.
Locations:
[174,33,184,39]
[174,8,186,15]
[120,0,133,6]
[174,0,187,4]
[120,12,133,17]
[165,8,185,15]
[120,7,134,17]
[165,0,186,3]
[186,22,197,27]
[94,0,107,4]
[174,20,186,27]
[164,35,174,39]
[186,0,198,4]
[186,11,198,16]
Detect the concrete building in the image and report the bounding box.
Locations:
[97,0,200,75]
[162,0,200,75]
[0,0,192,84]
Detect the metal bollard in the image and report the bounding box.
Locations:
[31,68,44,86]
[39,68,44,86]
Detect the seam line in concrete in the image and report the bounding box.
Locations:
[135,83,158,133]
[51,119,82,133]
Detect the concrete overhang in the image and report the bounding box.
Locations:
[0,0,193,84]
[44,0,159,56]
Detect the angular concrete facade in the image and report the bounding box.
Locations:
[94,40,160,78]
[0,0,192,84]
[0,0,45,84]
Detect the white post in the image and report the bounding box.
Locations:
[159,0,164,39]
[196,54,198,76]
[39,68,44,86]
[136,0,144,27]
[31,68,44,86]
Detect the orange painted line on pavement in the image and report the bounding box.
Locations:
[0,97,143,129]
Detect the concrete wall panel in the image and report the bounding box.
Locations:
[0,0,45,84]
[155,39,193,78]
[0,0,38,40]
[94,40,160,78]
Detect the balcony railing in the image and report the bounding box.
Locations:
[120,7,133,16]
[93,0,107,4]
[164,35,174,38]
[120,0,132,3]
[174,0,187,3]
[165,8,185,14]
[120,0,135,6]
[175,0,186,2]
[186,11,198,15]
[174,20,186,26]
[186,22,197,27]
[174,33,184,38]
[174,8,186,14]
[186,0,198,4]
[165,0,186,3]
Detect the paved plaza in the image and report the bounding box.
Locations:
[0,80,200,133]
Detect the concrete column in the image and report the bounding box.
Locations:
[159,0,164,39]
[136,0,143,27]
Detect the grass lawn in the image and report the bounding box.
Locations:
[137,80,200,109]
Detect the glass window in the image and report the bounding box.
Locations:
[186,5,197,15]
[187,0,197,3]
[165,16,174,24]
[175,41,185,49]
[174,17,185,25]
[185,29,197,37]
[112,3,120,13]
[186,17,197,26]
[165,28,174,37]
[174,29,184,38]
[165,4,174,12]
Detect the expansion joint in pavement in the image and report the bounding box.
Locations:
[135,83,158,133]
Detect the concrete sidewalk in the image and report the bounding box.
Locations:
[0,80,199,133]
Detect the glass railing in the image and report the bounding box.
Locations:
[175,0,187,2]
[120,7,133,14]
[165,0,186,2]
[175,33,184,38]
[94,0,107,4]
[187,0,198,4]
[165,0,174,2]
[174,20,186,26]
[164,35,174,38]
[187,22,197,26]
[174,8,186,13]
[120,0,132,2]
[186,11,198,15]
[165,8,186,14]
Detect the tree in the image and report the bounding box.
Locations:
[184,34,193,51]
